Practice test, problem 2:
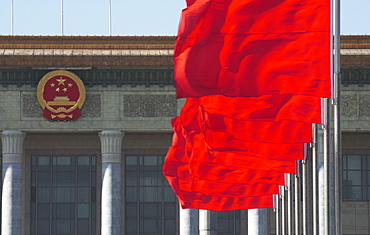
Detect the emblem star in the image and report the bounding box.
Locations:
[50,83,55,87]
[63,88,68,92]
[56,87,60,92]
[68,83,73,87]
[56,76,67,86]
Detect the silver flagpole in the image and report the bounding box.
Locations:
[294,161,301,235]
[275,195,280,235]
[323,98,330,235]
[333,0,342,234]
[108,0,112,35]
[302,158,308,235]
[11,0,14,35]
[286,174,292,235]
[60,0,63,35]
[312,125,318,235]
[280,185,286,235]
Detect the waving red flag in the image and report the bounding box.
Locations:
[165,0,331,211]
[175,0,331,98]
[197,94,322,124]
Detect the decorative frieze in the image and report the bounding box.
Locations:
[22,94,43,117]
[81,94,101,118]
[23,93,101,118]
[341,94,358,117]
[359,95,370,117]
[123,95,176,117]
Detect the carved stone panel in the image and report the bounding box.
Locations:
[22,94,43,117]
[81,94,101,118]
[342,94,358,117]
[123,95,176,117]
[359,95,370,117]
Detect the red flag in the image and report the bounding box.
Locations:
[163,119,277,211]
[197,94,322,124]
[164,0,331,211]
[175,0,331,98]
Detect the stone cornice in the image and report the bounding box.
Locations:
[0,36,176,50]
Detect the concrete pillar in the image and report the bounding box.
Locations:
[180,208,199,235]
[248,209,269,235]
[240,210,248,235]
[99,130,124,235]
[1,130,26,235]
[199,210,217,235]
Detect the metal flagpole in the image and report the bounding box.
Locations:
[275,195,280,235]
[322,98,330,235]
[108,0,112,36]
[11,0,14,35]
[302,158,308,235]
[60,0,63,35]
[333,0,342,234]
[294,161,301,235]
[280,185,286,235]
[286,174,292,235]
[312,125,318,235]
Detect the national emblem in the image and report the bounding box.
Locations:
[37,70,86,121]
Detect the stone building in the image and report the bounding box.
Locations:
[0,35,369,234]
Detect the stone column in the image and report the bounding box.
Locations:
[1,130,26,235]
[248,209,269,235]
[180,207,199,235]
[199,210,217,235]
[99,130,124,235]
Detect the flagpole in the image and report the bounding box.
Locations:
[294,162,301,235]
[280,185,286,235]
[108,0,112,36]
[302,158,308,235]
[311,125,318,235]
[275,195,280,235]
[322,99,330,235]
[60,0,63,36]
[286,174,292,235]
[333,0,342,234]
[10,0,14,35]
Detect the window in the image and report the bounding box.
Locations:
[31,155,96,234]
[125,155,178,235]
[343,154,370,201]
[217,211,241,235]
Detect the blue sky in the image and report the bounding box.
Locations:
[0,0,368,36]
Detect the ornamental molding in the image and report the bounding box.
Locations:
[123,95,176,117]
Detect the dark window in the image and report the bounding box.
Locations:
[343,154,370,201]
[125,155,179,235]
[218,211,241,235]
[31,155,96,234]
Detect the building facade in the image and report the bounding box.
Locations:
[0,35,369,234]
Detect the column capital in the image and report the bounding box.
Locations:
[1,130,26,163]
[99,130,124,163]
